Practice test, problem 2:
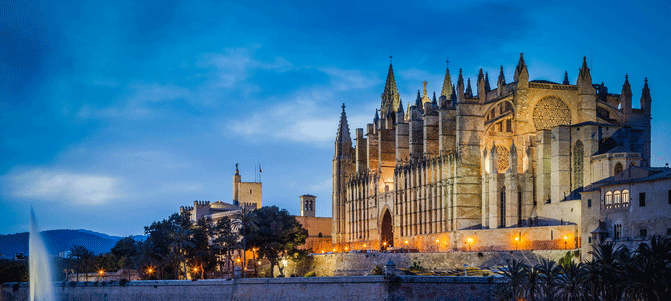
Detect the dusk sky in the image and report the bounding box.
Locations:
[2,0,670,236]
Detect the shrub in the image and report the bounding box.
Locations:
[304,271,316,277]
[119,279,129,286]
[370,265,384,275]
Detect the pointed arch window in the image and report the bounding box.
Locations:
[573,141,584,191]
[614,162,624,175]
[499,186,506,228]
[517,187,523,226]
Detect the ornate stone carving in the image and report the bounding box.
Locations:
[496,146,509,172]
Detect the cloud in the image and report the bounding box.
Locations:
[5,169,123,205]
[225,65,380,146]
[198,45,293,90]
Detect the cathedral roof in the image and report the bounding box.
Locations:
[380,62,400,116]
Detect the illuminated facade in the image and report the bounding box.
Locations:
[333,54,653,252]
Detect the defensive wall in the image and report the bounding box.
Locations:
[282,249,576,277]
[2,276,503,301]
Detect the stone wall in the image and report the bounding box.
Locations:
[283,249,575,277]
[2,276,503,301]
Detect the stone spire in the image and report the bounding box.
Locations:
[421,81,431,105]
[335,103,353,159]
[374,109,380,124]
[477,69,486,101]
[620,74,632,115]
[456,69,465,102]
[396,99,405,121]
[513,53,528,82]
[451,84,457,106]
[441,59,453,100]
[577,56,593,94]
[497,66,506,88]
[484,72,491,91]
[380,61,401,116]
[508,141,518,173]
[336,104,351,142]
[640,77,651,114]
[563,71,570,85]
[415,90,422,109]
[432,91,437,105]
[465,78,473,98]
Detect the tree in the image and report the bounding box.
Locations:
[169,226,194,279]
[536,259,560,300]
[247,206,307,278]
[212,216,238,277]
[68,245,94,281]
[111,236,138,280]
[232,206,258,275]
[144,212,192,279]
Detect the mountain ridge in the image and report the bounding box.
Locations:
[0,229,147,257]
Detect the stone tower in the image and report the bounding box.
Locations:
[300,194,316,217]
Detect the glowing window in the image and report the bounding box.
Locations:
[605,191,613,207]
[614,191,621,205]
[622,190,629,205]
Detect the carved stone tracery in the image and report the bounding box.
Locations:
[532,96,571,131]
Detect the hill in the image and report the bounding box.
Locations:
[0,229,146,257]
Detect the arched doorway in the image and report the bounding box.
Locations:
[380,210,393,250]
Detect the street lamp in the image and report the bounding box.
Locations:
[563,235,568,249]
[514,235,520,251]
[466,237,475,251]
[98,270,104,281]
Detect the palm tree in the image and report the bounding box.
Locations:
[523,264,541,301]
[169,227,195,279]
[536,259,560,300]
[556,261,585,301]
[588,242,629,300]
[68,245,94,281]
[496,259,528,300]
[232,206,258,275]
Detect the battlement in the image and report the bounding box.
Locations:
[193,200,210,206]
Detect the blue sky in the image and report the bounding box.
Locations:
[2,0,670,236]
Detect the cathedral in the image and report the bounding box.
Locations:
[332,54,653,252]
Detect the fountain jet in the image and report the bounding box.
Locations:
[30,207,55,301]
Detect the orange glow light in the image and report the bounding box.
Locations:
[466,237,475,244]
[98,270,104,275]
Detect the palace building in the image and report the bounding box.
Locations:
[332,54,659,253]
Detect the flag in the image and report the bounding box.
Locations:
[259,165,262,173]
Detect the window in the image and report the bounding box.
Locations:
[614,162,623,175]
[574,141,584,191]
[500,186,506,228]
[614,191,621,206]
[587,199,592,208]
[613,224,622,240]
[250,189,252,194]
[622,190,629,205]
[639,192,646,207]
[640,229,647,239]
[517,189,522,225]
[605,191,613,207]
[588,237,592,243]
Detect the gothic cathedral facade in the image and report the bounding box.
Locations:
[332,54,652,251]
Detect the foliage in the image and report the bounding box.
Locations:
[69,245,95,281]
[409,261,425,272]
[247,206,308,278]
[0,260,28,285]
[369,265,384,276]
[304,271,316,277]
[493,236,671,301]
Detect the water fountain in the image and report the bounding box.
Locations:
[29,207,55,301]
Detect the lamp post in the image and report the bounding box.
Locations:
[563,235,568,249]
[98,270,104,281]
[466,237,475,251]
[514,236,519,251]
